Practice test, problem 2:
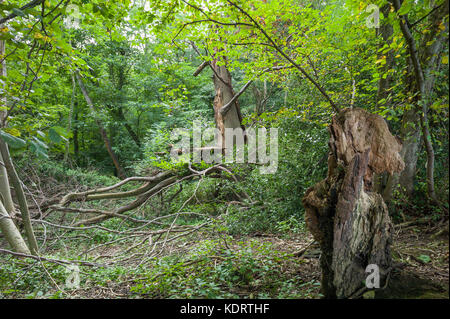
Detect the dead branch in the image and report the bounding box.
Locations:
[0,248,105,267]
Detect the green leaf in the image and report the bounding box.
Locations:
[29,137,49,159]
[0,130,26,149]
[398,1,413,15]
[418,254,431,263]
[48,127,63,143]
[12,8,26,17]
[51,126,72,139]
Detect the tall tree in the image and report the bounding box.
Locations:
[390,0,448,202]
[76,72,127,179]
[0,3,33,254]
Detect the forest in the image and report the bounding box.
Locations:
[0,0,448,301]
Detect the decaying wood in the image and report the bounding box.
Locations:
[329,108,404,190]
[303,108,405,298]
[211,59,244,147]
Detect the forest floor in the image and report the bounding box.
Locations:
[1,165,448,299]
[53,222,448,299]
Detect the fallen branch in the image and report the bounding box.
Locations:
[0,248,105,267]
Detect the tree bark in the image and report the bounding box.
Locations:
[0,139,39,254]
[382,1,447,203]
[211,56,244,147]
[303,108,405,298]
[383,108,421,201]
[112,105,141,147]
[0,201,30,254]
[106,45,141,148]
[252,80,268,115]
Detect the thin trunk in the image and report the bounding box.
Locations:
[0,201,30,254]
[73,104,79,163]
[391,0,448,202]
[0,139,39,254]
[75,72,126,179]
[107,46,141,148]
[0,9,31,254]
[0,7,14,214]
[0,152,15,215]
[114,106,141,147]
[252,82,264,115]
[262,79,267,113]
[64,73,76,163]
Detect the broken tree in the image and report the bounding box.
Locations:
[191,42,244,149]
[303,108,405,298]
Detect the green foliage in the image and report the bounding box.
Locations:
[224,117,328,235]
[130,238,320,299]
[0,0,448,300]
[0,258,67,298]
[16,153,119,187]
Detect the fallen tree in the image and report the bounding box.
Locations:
[8,163,249,266]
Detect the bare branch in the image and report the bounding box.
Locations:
[220,65,293,116]
[224,0,340,113]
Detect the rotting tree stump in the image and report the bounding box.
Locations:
[302,108,405,298]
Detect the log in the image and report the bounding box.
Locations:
[302,108,405,298]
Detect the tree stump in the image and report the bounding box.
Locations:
[302,108,405,298]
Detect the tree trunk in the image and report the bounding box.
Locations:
[113,106,141,147]
[391,0,448,203]
[252,80,268,115]
[0,139,39,254]
[75,72,126,179]
[0,201,30,254]
[211,57,244,147]
[303,108,405,298]
[381,2,447,203]
[383,108,421,201]
[0,152,15,215]
[0,17,32,254]
[64,73,76,163]
[73,103,79,163]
